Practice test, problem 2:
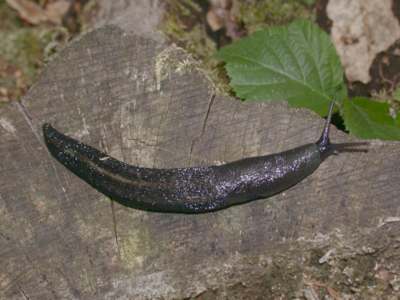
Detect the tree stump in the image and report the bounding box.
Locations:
[1,22,400,300]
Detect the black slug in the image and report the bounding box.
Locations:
[43,102,363,213]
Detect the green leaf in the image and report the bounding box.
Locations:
[343,98,400,140]
[216,19,346,116]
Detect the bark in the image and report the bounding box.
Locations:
[1,3,400,300]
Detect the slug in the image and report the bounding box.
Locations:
[43,101,363,213]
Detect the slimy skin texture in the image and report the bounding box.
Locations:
[43,102,339,214]
[43,124,320,213]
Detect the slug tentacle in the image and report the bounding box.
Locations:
[43,101,362,214]
[315,101,368,160]
[316,101,334,160]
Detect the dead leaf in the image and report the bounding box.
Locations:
[327,0,400,83]
[0,87,9,102]
[206,0,244,39]
[45,0,71,25]
[393,48,400,57]
[7,0,71,25]
[206,9,225,31]
[6,0,48,25]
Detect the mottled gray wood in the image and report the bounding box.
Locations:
[1,25,400,299]
[93,0,164,39]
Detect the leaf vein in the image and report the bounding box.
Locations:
[225,53,329,101]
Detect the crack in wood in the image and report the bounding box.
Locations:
[188,93,215,164]
[15,101,72,205]
[16,284,30,300]
[110,200,121,258]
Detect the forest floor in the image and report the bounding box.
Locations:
[1,0,399,105]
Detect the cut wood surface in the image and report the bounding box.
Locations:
[1,22,400,300]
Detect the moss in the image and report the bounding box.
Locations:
[0,0,21,31]
[0,1,92,102]
[339,255,376,287]
[79,0,101,33]
[0,27,58,101]
[0,1,61,102]
[0,29,46,76]
[233,0,314,33]
[120,228,153,270]
[261,256,304,297]
[308,248,332,281]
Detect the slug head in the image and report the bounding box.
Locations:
[316,101,334,158]
[316,101,368,161]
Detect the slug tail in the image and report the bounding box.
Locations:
[316,101,335,159]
